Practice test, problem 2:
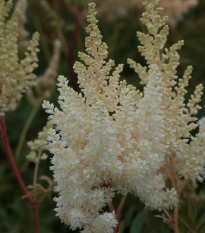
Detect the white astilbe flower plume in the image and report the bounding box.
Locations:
[128,0,205,204]
[42,2,183,232]
[0,0,39,115]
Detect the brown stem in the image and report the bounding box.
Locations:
[0,116,39,233]
[109,201,115,213]
[38,192,48,205]
[0,116,33,204]
[163,208,175,224]
[32,206,39,233]
[65,5,86,92]
[173,206,179,233]
[109,195,126,233]
[116,195,126,222]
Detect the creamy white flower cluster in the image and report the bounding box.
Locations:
[128,0,205,184]
[43,1,205,232]
[41,2,177,232]
[15,0,29,54]
[0,0,39,115]
[27,39,61,107]
[26,123,51,164]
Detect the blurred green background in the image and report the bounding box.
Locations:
[1,0,205,232]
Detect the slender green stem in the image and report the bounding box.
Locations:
[15,105,39,162]
[30,11,50,63]
[33,150,42,186]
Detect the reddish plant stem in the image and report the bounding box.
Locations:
[109,201,115,213]
[32,206,39,233]
[66,7,86,92]
[109,195,126,233]
[163,208,175,224]
[0,117,33,204]
[0,116,39,233]
[173,206,179,233]
[116,195,126,222]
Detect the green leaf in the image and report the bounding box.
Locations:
[125,205,136,223]
[188,200,197,227]
[9,228,19,233]
[0,209,7,218]
[179,217,193,232]
[197,213,205,231]
[199,224,205,233]
[39,227,53,233]
[130,210,146,233]
[119,221,125,233]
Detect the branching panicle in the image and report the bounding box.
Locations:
[0,0,39,115]
[43,1,204,232]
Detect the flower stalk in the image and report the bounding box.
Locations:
[43,1,205,232]
[0,116,39,233]
[112,195,126,233]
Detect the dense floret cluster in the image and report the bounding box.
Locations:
[43,1,205,232]
[0,0,39,115]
